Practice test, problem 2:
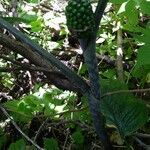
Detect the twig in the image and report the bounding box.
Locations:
[0,105,44,150]
[112,145,126,148]
[0,55,52,73]
[134,133,150,138]
[134,137,150,150]
[92,143,102,148]
[34,118,49,142]
[101,88,150,98]
[63,128,70,150]
[47,120,94,132]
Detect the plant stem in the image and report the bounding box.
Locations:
[116,27,124,82]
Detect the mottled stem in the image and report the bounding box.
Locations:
[79,36,112,149]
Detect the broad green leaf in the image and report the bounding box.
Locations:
[140,1,150,15]
[72,131,84,144]
[3,97,38,122]
[133,64,150,79]
[24,95,41,108]
[135,45,150,68]
[137,28,150,43]
[102,69,116,79]
[133,28,150,77]
[44,105,56,116]
[138,45,150,63]
[101,79,129,94]
[21,14,38,23]
[102,96,148,138]
[43,92,64,106]
[30,19,43,32]
[101,79,149,138]
[44,138,59,150]
[8,139,26,150]
[125,0,138,26]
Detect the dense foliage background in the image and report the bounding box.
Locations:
[0,0,150,149]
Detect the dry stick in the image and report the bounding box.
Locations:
[0,105,44,150]
[34,118,49,142]
[135,133,150,138]
[0,54,53,73]
[0,33,86,93]
[0,19,90,95]
[33,95,89,144]
[101,88,150,98]
[0,66,52,73]
[116,27,124,82]
[0,33,54,71]
[133,137,150,150]
[0,54,54,72]
[62,128,69,150]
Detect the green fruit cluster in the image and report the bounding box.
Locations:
[65,0,95,37]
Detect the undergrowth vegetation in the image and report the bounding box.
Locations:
[0,0,150,149]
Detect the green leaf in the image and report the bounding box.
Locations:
[2,17,31,24]
[124,0,138,26]
[3,95,42,122]
[30,19,43,32]
[21,14,38,23]
[0,133,6,150]
[136,45,150,66]
[101,79,149,138]
[102,69,116,79]
[102,96,148,138]
[101,79,129,94]
[8,139,26,150]
[72,131,84,144]
[140,1,150,15]
[44,138,59,150]
[29,0,39,3]
[24,95,41,108]
[43,92,64,106]
[133,45,150,78]
[133,28,150,78]
[110,0,127,4]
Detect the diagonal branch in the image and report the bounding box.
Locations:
[0,32,89,93]
[0,105,44,150]
[0,18,89,94]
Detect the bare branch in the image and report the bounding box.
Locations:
[0,105,44,150]
[102,88,150,98]
[134,137,150,150]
